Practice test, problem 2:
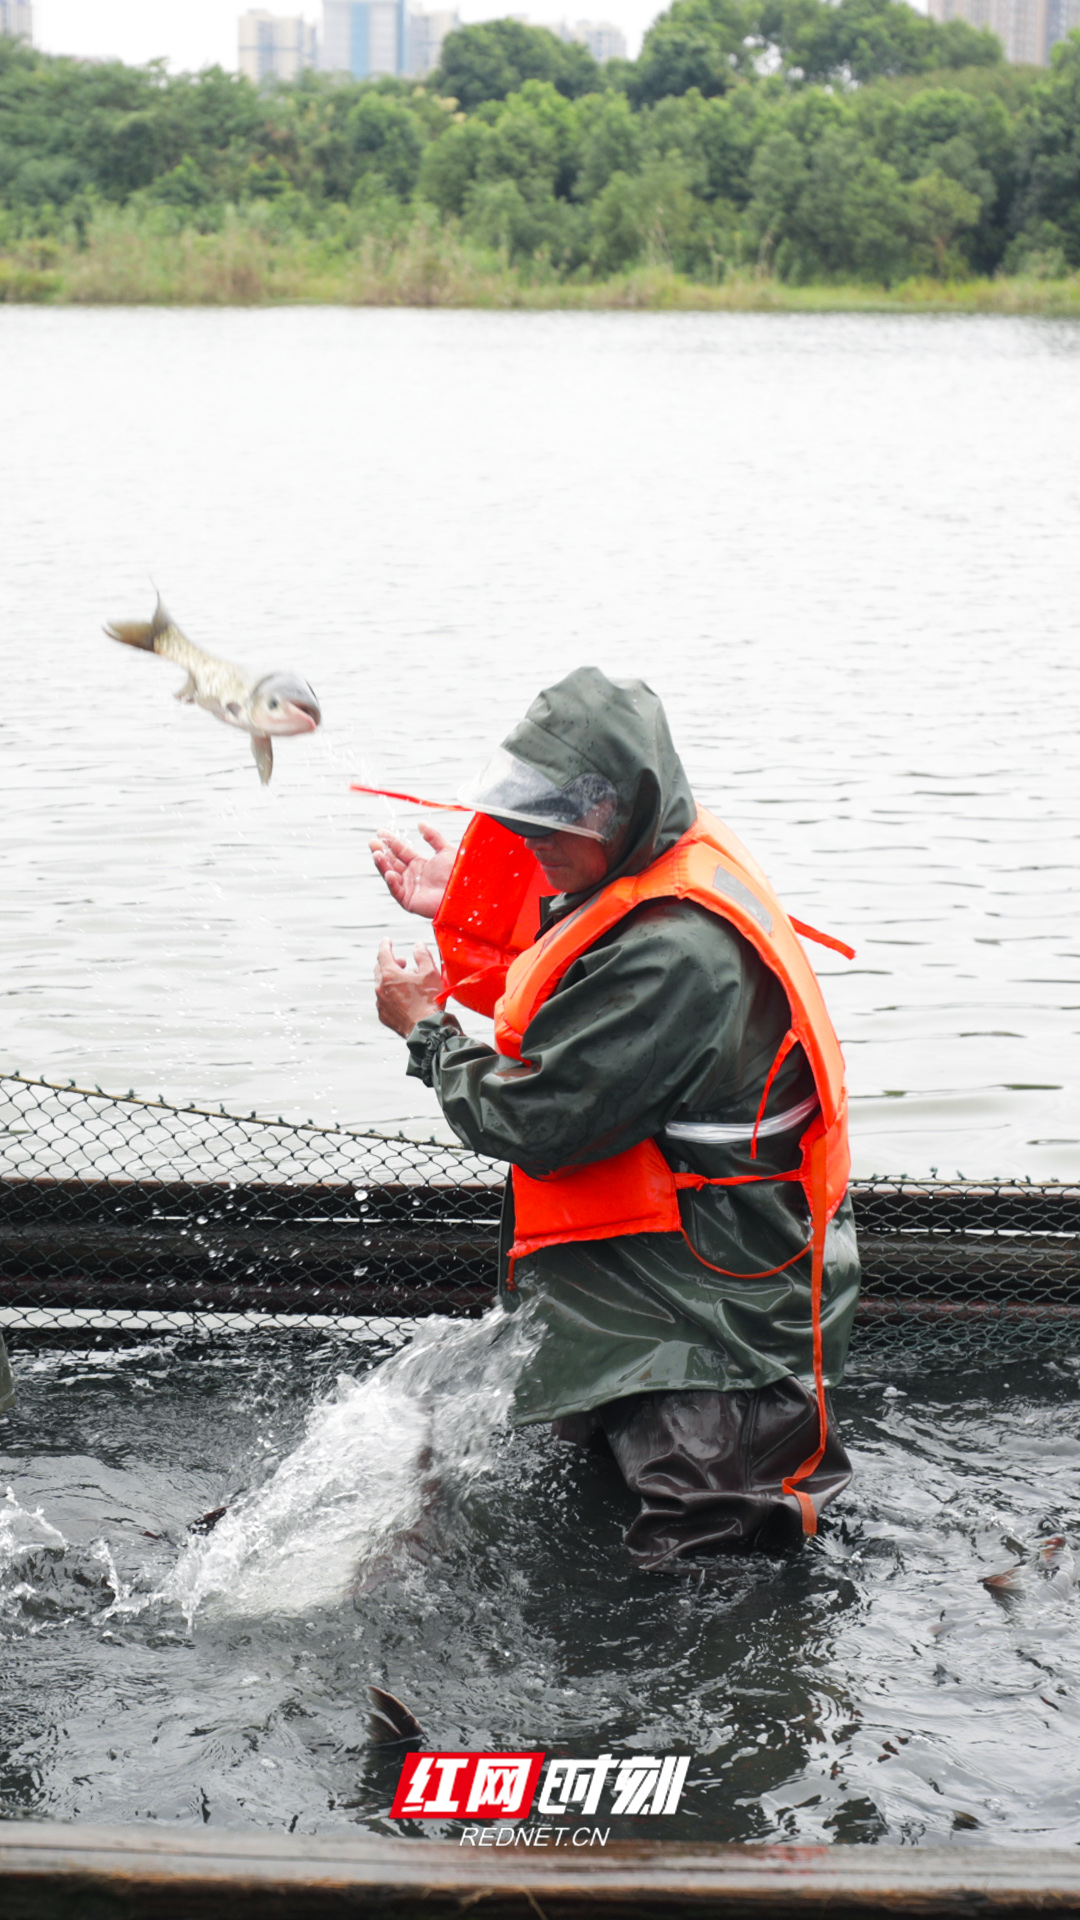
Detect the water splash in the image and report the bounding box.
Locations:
[0,1487,66,1556]
[0,1486,67,1626]
[161,1305,537,1626]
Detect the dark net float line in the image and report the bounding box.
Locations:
[0,1075,1077,1357]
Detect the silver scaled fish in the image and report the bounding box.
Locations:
[105,595,321,785]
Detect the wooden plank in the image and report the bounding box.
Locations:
[1,1223,1074,1276]
[0,1221,497,1267]
[852,1185,1080,1235]
[0,1272,493,1318]
[0,1179,1078,1327]
[0,1233,1077,1320]
[857,1235,1080,1294]
[0,1179,503,1225]
[3,1178,1078,1234]
[3,1822,1080,1918]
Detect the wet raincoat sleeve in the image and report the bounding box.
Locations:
[407,899,787,1174]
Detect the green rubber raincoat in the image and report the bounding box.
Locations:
[408,670,860,1427]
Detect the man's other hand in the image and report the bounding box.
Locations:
[375,940,444,1036]
[370,824,455,919]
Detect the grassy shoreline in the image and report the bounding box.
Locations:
[3,223,1079,314]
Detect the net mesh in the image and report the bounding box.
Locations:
[1,1074,1077,1363]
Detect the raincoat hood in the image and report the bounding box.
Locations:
[484,667,696,902]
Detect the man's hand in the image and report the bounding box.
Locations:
[370,823,455,920]
[375,940,444,1037]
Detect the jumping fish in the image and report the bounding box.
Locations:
[105,595,321,784]
[981,1534,1074,1598]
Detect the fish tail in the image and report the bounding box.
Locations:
[367,1685,425,1747]
[104,595,173,653]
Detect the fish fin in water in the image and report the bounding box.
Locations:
[252,735,273,785]
[188,1505,229,1536]
[174,674,197,704]
[981,1564,1023,1593]
[104,596,173,653]
[368,1685,425,1749]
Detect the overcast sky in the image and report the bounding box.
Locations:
[33,0,661,71]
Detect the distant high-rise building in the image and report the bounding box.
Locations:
[544,17,626,59]
[409,7,460,75]
[0,0,33,41]
[321,0,408,76]
[1046,0,1080,51]
[565,18,626,61]
[238,9,317,81]
[928,0,1061,63]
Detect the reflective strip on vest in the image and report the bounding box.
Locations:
[666,1093,821,1148]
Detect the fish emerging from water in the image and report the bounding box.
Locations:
[981,1534,1074,1598]
[105,595,321,784]
[368,1685,425,1749]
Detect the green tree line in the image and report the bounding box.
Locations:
[1,0,1079,286]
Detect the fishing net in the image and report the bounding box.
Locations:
[0,1074,1076,1366]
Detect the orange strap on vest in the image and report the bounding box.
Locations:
[491,806,853,1538]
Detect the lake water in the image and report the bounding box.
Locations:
[3,1324,1080,1847]
[2,312,1080,1851]
[2,308,1078,1179]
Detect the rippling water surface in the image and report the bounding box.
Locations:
[2,1327,1079,1845]
[2,308,1078,1176]
[2,311,1079,1850]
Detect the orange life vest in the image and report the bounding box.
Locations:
[436,804,854,1536]
[495,806,851,1255]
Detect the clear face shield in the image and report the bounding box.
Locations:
[459,747,619,842]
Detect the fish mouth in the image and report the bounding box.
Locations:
[278,702,321,732]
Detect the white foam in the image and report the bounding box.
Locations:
[0,1486,67,1624]
[161,1304,536,1626]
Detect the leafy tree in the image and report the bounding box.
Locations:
[0,20,1076,289]
[417,116,489,215]
[753,0,1001,83]
[628,0,748,107]
[432,20,600,110]
[587,154,734,271]
[144,153,215,209]
[745,127,808,261]
[747,122,915,280]
[651,86,774,205]
[861,82,1012,185]
[573,90,641,200]
[341,92,424,198]
[463,174,582,264]
[908,166,981,271]
[473,80,580,202]
[0,44,266,206]
[1012,32,1080,266]
[239,155,293,199]
[801,129,914,280]
[856,85,1012,266]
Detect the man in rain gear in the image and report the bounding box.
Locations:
[373,669,860,1568]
